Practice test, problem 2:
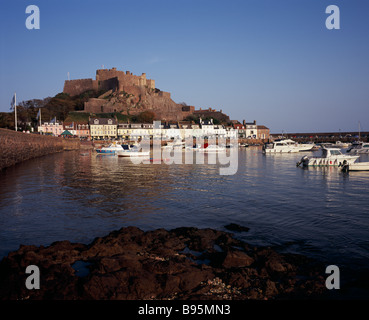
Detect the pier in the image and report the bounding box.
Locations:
[0,128,80,170]
[270,131,369,143]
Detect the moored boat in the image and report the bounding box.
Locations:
[335,141,351,148]
[95,142,124,155]
[341,160,369,172]
[196,144,226,152]
[263,139,315,153]
[346,141,369,154]
[318,141,350,149]
[162,139,185,149]
[117,144,150,157]
[296,148,359,167]
[239,143,249,148]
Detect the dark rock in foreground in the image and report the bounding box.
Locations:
[224,223,250,233]
[0,227,327,300]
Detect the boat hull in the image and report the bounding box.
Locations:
[302,156,359,167]
[96,149,117,154]
[117,151,150,157]
[342,162,369,171]
[264,149,300,153]
[196,148,226,152]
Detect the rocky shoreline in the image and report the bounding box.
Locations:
[0,225,328,300]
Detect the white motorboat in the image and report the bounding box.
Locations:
[318,141,350,149]
[263,139,315,153]
[196,144,226,152]
[335,141,351,148]
[185,144,201,150]
[296,148,359,167]
[239,143,249,148]
[341,160,369,172]
[96,142,124,155]
[117,144,150,157]
[162,139,185,149]
[346,141,369,154]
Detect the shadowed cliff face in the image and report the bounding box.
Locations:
[0,226,327,300]
[84,86,185,121]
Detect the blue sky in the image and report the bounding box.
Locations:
[0,0,368,133]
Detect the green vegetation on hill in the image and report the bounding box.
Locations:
[0,90,109,129]
[0,112,14,129]
[64,112,91,123]
[2,92,159,129]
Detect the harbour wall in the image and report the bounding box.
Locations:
[0,128,80,171]
[270,132,369,143]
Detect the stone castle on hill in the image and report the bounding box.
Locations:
[63,68,156,97]
[63,67,191,121]
[62,67,231,122]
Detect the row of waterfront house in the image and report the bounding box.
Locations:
[37,117,269,141]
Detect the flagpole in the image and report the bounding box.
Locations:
[14,92,17,132]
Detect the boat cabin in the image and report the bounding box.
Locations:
[322,148,343,157]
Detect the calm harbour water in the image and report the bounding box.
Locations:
[1,147,369,283]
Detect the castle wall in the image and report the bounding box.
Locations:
[84,99,116,113]
[157,91,171,99]
[96,68,155,91]
[146,79,155,89]
[120,86,146,104]
[63,79,98,96]
[99,77,119,92]
[181,105,195,119]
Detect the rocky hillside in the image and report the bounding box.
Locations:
[84,86,190,122]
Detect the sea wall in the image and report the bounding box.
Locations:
[0,128,80,170]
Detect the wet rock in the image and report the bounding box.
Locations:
[224,223,250,232]
[0,226,326,300]
[222,250,254,268]
[265,279,279,296]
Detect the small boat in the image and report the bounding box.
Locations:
[296,147,359,167]
[117,144,150,157]
[346,141,369,154]
[263,139,315,153]
[239,143,249,148]
[196,144,226,152]
[335,141,351,148]
[185,144,201,150]
[225,143,237,148]
[319,141,350,149]
[311,144,320,151]
[95,142,124,154]
[162,139,185,149]
[341,160,369,172]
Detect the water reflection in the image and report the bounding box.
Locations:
[0,148,369,271]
